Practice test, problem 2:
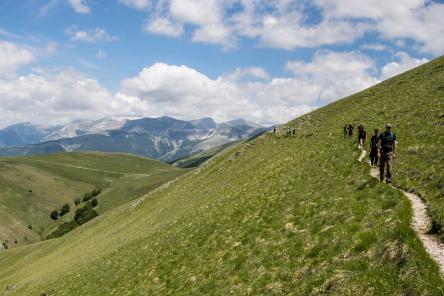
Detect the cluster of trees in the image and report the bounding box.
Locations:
[49,189,101,221]
[46,199,99,239]
[82,189,101,202]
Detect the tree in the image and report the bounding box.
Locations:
[74,198,81,206]
[50,210,59,220]
[60,203,70,216]
[74,206,98,225]
[91,198,98,208]
[92,189,101,196]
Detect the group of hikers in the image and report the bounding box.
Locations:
[344,123,397,183]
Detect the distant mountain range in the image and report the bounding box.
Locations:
[0,116,268,162]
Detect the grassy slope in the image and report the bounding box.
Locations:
[172,140,243,168]
[0,57,443,295]
[0,152,185,247]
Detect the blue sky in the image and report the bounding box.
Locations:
[0,0,443,127]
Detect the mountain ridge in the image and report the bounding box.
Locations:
[0,116,268,162]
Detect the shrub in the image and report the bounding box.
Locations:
[46,221,78,239]
[92,189,101,196]
[91,198,98,208]
[74,198,81,206]
[60,204,70,216]
[2,241,8,250]
[27,224,32,230]
[50,210,59,221]
[82,192,93,202]
[74,208,85,221]
[82,189,102,202]
[74,206,98,225]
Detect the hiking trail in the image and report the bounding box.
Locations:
[358,149,444,275]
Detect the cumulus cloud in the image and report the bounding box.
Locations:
[143,17,183,37]
[68,0,90,14]
[259,17,367,50]
[380,52,428,80]
[120,0,444,54]
[117,50,382,125]
[314,0,444,55]
[0,69,136,128]
[66,26,118,43]
[0,41,36,78]
[118,63,315,125]
[286,51,379,102]
[0,40,431,128]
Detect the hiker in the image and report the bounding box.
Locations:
[369,129,379,167]
[292,129,296,136]
[347,124,354,137]
[357,125,367,150]
[273,128,276,134]
[378,124,396,183]
[343,124,348,137]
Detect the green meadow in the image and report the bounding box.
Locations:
[0,56,443,295]
[0,152,185,248]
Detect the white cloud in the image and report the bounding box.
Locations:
[380,52,428,80]
[118,50,381,125]
[68,0,90,14]
[118,63,317,125]
[123,0,444,54]
[0,41,36,78]
[119,0,151,10]
[169,0,222,26]
[0,69,140,128]
[314,0,444,55]
[143,17,183,37]
[0,41,431,128]
[257,15,368,50]
[66,26,118,43]
[286,50,379,102]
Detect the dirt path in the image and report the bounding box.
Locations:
[358,149,444,275]
[22,158,152,177]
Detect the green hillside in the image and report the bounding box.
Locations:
[172,140,243,168]
[0,57,443,295]
[0,152,185,249]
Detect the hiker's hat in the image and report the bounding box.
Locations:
[385,123,392,128]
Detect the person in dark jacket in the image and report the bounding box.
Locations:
[347,124,354,137]
[378,124,396,183]
[357,125,367,150]
[369,129,379,167]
